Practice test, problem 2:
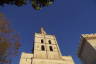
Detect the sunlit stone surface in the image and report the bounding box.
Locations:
[78,33,96,64]
[20,28,74,64]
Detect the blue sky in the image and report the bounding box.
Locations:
[1,0,96,64]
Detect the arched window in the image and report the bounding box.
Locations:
[41,39,44,43]
[48,40,51,44]
[41,45,45,51]
[49,46,53,51]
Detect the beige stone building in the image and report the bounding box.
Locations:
[78,34,96,64]
[19,28,74,64]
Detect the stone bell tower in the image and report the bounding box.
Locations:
[19,28,74,64]
[33,27,61,59]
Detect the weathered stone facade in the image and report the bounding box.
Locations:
[20,28,74,64]
[78,34,96,64]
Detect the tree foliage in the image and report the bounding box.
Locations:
[0,14,21,64]
[0,0,54,10]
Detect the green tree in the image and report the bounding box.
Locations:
[0,0,54,10]
[0,14,21,64]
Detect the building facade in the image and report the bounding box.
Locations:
[20,28,74,64]
[78,34,96,64]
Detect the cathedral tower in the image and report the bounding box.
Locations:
[33,27,61,59]
[20,28,74,64]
